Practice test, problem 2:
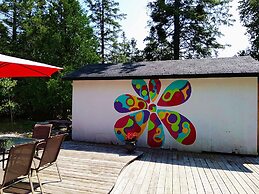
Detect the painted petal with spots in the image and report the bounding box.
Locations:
[114,94,148,113]
[149,79,161,102]
[132,79,150,103]
[114,110,150,142]
[157,110,196,145]
[157,80,191,107]
[147,113,165,147]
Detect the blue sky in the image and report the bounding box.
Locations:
[119,0,250,58]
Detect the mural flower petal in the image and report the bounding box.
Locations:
[114,94,148,113]
[147,113,165,147]
[132,79,150,103]
[157,80,191,107]
[157,110,196,145]
[114,110,150,142]
[149,79,161,102]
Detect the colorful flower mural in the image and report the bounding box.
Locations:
[114,79,196,147]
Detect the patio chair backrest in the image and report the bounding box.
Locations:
[32,124,52,140]
[38,134,66,168]
[2,143,36,186]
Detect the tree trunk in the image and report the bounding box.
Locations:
[173,0,180,60]
[12,0,17,43]
[9,96,14,130]
[101,0,105,64]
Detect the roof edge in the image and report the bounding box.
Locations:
[62,72,259,81]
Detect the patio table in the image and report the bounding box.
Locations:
[0,136,41,169]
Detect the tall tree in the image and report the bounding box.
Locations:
[18,0,99,120]
[0,0,99,120]
[85,0,126,63]
[0,0,34,55]
[239,0,259,60]
[144,0,233,60]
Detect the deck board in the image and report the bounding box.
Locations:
[138,150,157,194]
[188,153,206,194]
[130,151,152,194]
[164,152,173,194]
[183,154,197,194]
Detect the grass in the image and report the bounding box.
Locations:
[0,118,36,134]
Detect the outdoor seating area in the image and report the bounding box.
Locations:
[0,124,67,193]
[0,141,142,193]
[0,140,258,193]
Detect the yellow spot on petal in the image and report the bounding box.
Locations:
[136,112,143,122]
[182,127,188,134]
[182,85,189,100]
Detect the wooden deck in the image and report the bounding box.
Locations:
[112,148,259,194]
[3,141,259,194]
[4,141,142,194]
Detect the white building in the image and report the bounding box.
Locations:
[64,56,259,155]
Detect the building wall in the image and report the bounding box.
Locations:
[72,77,258,155]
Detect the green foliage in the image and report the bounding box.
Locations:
[85,0,126,63]
[0,79,19,124]
[144,0,233,60]
[0,79,17,96]
[239,0,259,60]
[0,23,10,53]
[0,0,99,120]
[0,0,34,55]
[109,32,143,63]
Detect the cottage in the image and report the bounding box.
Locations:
[64,56,259,155]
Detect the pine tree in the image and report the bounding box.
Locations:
[239,0,259,60]
[144,0,233,60]
[0,0,34,55]
[128,38,143,62]
[0,0,99,120]
[108,33,143,63]
[0,23,10,53]
[85,0,126,63]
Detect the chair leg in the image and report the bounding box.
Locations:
[2,151,4,169]
[55,162,62,182]
[35,170,44,194]
[0,188,3,194]
[28,173,35,194]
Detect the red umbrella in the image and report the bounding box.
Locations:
[0,54,62,78]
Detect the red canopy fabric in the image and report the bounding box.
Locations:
[0,54,62,78]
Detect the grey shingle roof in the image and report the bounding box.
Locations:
[63,56,259,80]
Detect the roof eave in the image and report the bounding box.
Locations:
[62,72,259,81]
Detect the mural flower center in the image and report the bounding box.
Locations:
[148,104,157,113]
[114,79,196,148]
